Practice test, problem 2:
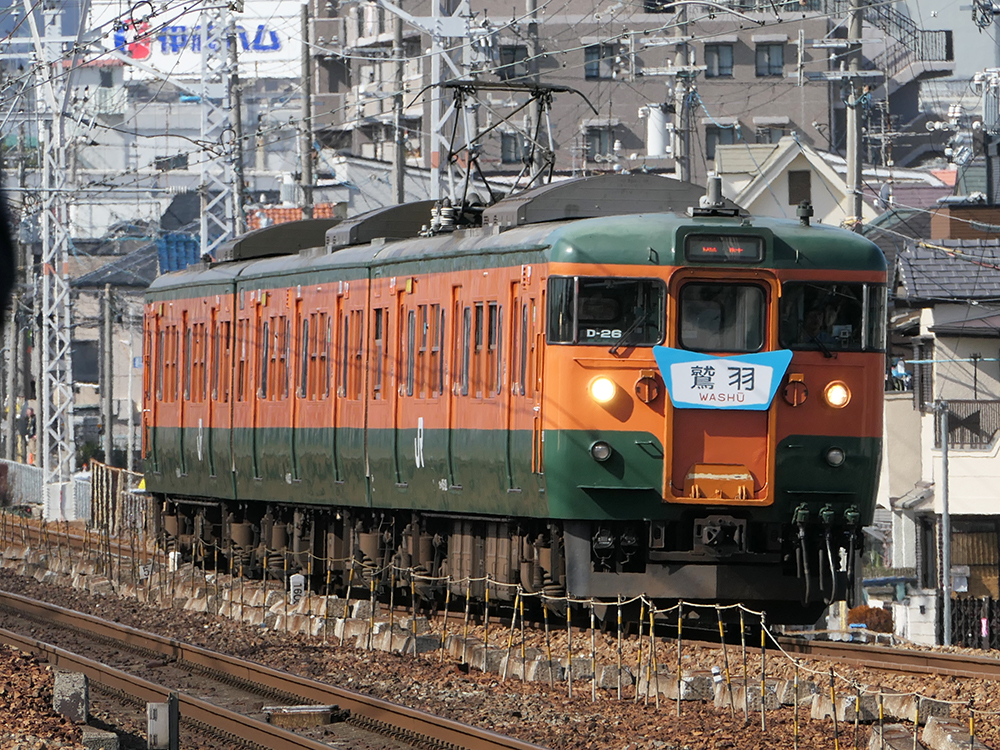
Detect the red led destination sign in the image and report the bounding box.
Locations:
[685,235,764,263]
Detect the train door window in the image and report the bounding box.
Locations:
[779,283,872,352]
[219,321,231,402]
[489,302,502,396]
[321,314,331,399]
[429,304,441,397]
[371,308,383,399]
[520,302,529,396]
[156,330,164,400]
[237,319,248,401]
[404,309,415,397]
[417,305,428,398]
[351,309,364,400]
[282,317,291,398]
[211,319,220,400]
[195,323,207,402]
[680,283,764,353]
[258,319,270,399]
[460,306,471,396]
[339,314,349,398]
[299,316,310,398]
[183,325,192,401]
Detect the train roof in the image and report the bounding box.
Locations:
[147,176,885,297]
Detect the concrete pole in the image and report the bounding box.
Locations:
[3,297,16,460]
[527,0,542,181]
[229,21,247,234]
[391,5,405,204]
[939,401,952,646]
[673,5,689,184]
[845,0,864,228]
[102,285,114,466]
[300,1,314,217]
[125,332,134,477]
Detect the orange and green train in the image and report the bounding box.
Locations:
[143,174,887,622]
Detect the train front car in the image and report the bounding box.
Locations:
[543,206,886,622]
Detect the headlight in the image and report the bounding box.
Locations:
[590,441,613,462]
[823,381,851,408]
[826,447,846,467]
[589,376,616,404]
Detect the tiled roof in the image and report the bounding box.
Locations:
[896,240,1000,303]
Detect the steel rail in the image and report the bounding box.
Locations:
[0,626,339,750]
[773,636,1000,680]
[0,590,547,750]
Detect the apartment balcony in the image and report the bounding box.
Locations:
[934,400,1000,450]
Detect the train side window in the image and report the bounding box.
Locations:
[258,320,270,398]
[679,283,765,353]
[779,282,870,352]
[866,284,887,352]
[406,309,416,397]
[429,304,441,397]
[547,277,575,343]
[417,305,428,398]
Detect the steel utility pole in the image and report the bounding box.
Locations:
[527,0,543,182]
[845,0,864,228]
[24,0,90,502]
[301,1,315,217]
[199,1,243,256]
[673,6,691,183]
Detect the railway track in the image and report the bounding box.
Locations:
[0,589,546,750]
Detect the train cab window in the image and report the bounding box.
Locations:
[679,283,765,353]
[547,277,665,346]
[779,282,884,352]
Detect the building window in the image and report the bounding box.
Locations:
[705,125,736,161]
[585,44,616,80]
[498,45,528,81]
[501,132,527,164]
[585,127,614,161]
[788,170,811,204]
[756,126,786,144]
[756,43,784,77]
[704,44,733,78]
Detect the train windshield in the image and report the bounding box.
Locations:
[678,283,766,353]
[547,277,666,346]
[779,282,886,353]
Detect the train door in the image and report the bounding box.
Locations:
[504,271,544,490]
[364,277,394,499]
[143,308,158,474]
[205,306,217,478]
[445,285,463,488]
[178,310,189,476]
[291,296,303,481]
[666,271,778,504]
[334,285,369,506]
[392,294,411,488]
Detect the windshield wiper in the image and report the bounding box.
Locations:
[808,334,834,359]
[609,310,653,354]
